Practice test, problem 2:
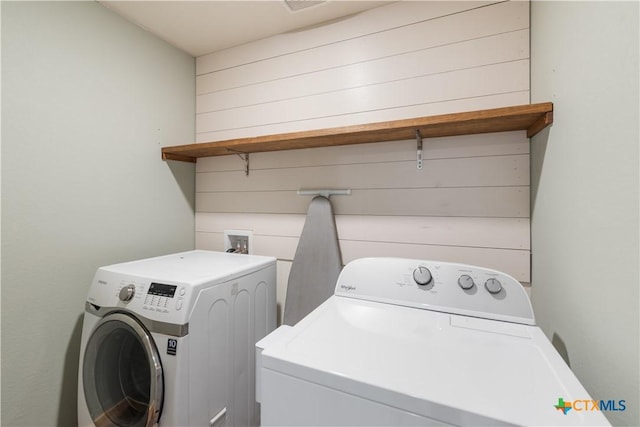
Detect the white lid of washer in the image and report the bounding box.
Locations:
[260,258,610,426]
[98,250,275,286]
[262,297,609,426]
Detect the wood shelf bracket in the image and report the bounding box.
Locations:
[526,111,554,138]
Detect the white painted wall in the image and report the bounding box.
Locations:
[1,2,195,425]
[194,1,531,320]
[530,2,639,426]
[195,1,530,141]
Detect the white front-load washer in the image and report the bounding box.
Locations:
[256,257,611,426]
[78,250,276,427]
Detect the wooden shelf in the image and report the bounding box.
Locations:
[162,102,553,163]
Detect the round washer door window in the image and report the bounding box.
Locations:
[83,312,163,427]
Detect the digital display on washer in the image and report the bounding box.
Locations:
[148,283,177,298]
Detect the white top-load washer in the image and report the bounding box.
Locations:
[78,250,276,427]
[256,257,610,426]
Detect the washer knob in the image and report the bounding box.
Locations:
[413,267,433,286]
[458,274,475,290]
[119,284,136,302]
[484,278,503,294]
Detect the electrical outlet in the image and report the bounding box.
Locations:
[223,230,253,254]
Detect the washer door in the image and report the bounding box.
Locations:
[83,312,163,427]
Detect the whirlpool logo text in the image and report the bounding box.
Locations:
[555,398,626,415]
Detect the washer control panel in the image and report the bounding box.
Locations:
[120,280,188,323]
[86,272,192,324]
[335,257,534,325]
[141,283,178,310]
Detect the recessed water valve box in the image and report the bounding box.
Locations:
[224,230,253,254]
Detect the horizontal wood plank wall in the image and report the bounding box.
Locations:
[194,1,531,319]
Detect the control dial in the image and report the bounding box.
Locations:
[413,266,433,286]
[484,278,503,294]
[119,284,136,302]
[458,274,475,290]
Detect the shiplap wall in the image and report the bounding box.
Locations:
[194,1,531,318]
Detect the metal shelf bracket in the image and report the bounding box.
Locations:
[239,153,249,176]
[416,130,423,170]
[227,149,250,176]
